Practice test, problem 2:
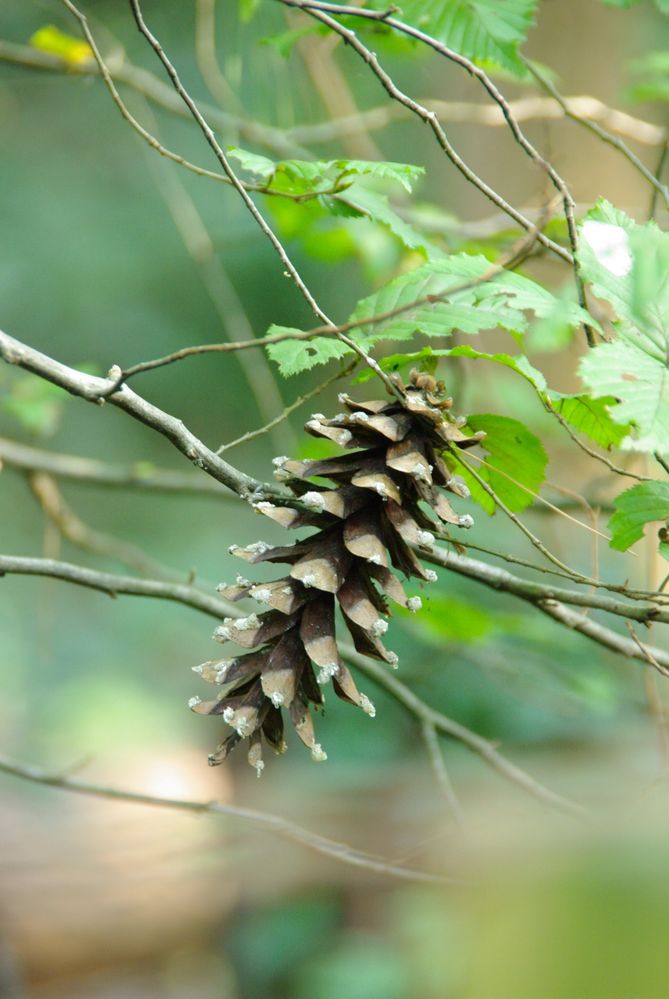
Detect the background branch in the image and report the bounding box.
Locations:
[0,752,447,885]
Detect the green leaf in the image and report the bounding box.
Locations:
[455,413,548,514]
[338,185,442,257]
[227,146,276,181]
[265,331,352,377]
[0,370,68,437]
[239,0,261,21]
[333,160,424,193]
[260,26,320,57]
[548,394,630,449]
[578,201,669,452]
[29,25,92,66]
[608,482,669,551]
[347,254,588,346]
[374,0,538,75]
[402,594,493,643]
[580,343,669,452]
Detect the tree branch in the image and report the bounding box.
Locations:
[344,648,584,818]
[0,39,307,159]
[0,555,234,618]
[0,436,230,496]
[0,751,447,884]
[280,3,572,265]
[0,552,614,814]
[0,329,266,499]
[281,0,595,345]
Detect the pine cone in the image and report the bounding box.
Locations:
[189,371,483,775]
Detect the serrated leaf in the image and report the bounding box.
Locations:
[333,160,424,192]
[548,394,630,449]
[580,342,669,452]
[337,185,442,256]
[578,201,669,452]
[456,413,548,514]
[372,0,538,75]
[30,25,92,66]
[266,331,352,377]
[227,146,276,181]
[347,254,587,346]
[608,482,669,551]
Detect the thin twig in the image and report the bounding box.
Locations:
[543,397,651,482]
[523,56,669,210]
[277,2,571,265]
[625,622,669,680]
[345,648,584,817]
[449,448,601,584]
[107,224,545,387]
[216,362,355,454]
[139,103,296,454]
[127,0,398,397]
[27,472,180,581]
[0,752,448,884]
[59,1,318,201]
[420,720,465,824]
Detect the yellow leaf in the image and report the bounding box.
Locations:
[29,25,93,67]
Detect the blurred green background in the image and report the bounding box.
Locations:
[2,1,669,996]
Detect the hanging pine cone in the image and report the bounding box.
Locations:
[189,370,483,775]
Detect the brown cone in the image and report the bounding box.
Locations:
[190,371,481,774]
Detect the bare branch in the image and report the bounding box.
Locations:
[0,436,229,496]
[280,0,595,345]
[0,329,267,500]
[277,3,571,265]
[0,555,234,618]
[345,648,584,817]
[0,751,448,884]
[289,95,666,148]
[216,362,355,454]
[420,720,465,824]
[0,39,307,159]
[28,472,180,581]
[522,56,669,210]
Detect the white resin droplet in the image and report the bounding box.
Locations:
[311,744,328,762]
[303,491,326,512]
[359,694,376,718]
[407,596,422,613]
[188,696,202,709]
